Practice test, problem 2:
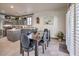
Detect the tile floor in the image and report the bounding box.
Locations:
[0,37,69,56]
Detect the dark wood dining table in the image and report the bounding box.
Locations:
[20,31,43,56]
[33,32,40,56]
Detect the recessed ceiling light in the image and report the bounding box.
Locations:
[10,5,14,8]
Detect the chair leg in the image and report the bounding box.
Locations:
[22,50,24,56]
[27,49,29,56]
[45,44,46,50]
[27,51,29,56]
[20,44,22,54]
[20,42,22,54]
[47,41,49,47]
[42,44,44,53]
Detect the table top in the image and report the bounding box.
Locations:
[28,31,43,41]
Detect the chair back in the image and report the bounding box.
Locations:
[21,29,31,49]
[42,31,48,42]
[42,30,48,42]
[48,30,50,41]
[44,29,49,40]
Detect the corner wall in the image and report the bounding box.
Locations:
[32,10,66,38]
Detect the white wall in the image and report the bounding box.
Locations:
[32,10,66,38]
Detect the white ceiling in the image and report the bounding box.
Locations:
[0,3,67,16]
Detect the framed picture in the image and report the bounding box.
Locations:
[36,17,40,24]
[43,16,54,25]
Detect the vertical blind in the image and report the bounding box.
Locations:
[70,4,75,56]
[66,4,75,55]
[75,3,79,56]
[66,3,79,56]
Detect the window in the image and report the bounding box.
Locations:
[27,17,32,25]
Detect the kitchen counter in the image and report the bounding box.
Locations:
[7,28,21,42]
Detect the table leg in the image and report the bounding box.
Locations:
[20,41,22,54]
[35,40,38,56]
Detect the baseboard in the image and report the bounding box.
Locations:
[50,37,58,39]
[51,37,66,41]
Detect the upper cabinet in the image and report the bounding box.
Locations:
[0,14,5,19]
[3,15,32,26]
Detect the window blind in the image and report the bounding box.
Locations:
[75,3,79,55]
[66,4,75,55]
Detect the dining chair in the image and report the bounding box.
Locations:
[39,30,48,53]
[49,30,50,42]
[44,29,49,48]
[44,29,51,47]
[20,29,35,56]
[47,30,50,47]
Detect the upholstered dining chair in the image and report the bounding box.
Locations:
[39,30,48,53]
[20,29,35,56]
[47,30,50,47]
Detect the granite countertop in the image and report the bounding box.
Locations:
[7,28,21,31]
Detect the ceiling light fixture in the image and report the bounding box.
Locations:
[10,5,14,8]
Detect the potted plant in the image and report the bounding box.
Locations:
[56,32,64,42]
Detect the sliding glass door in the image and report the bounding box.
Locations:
[75,3,79,56]
[66,3,79,56]
[66,4,75,56]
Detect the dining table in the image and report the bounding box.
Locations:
[20,30,43,56]
[29,31,43,56]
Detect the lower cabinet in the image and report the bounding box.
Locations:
[0,29,3,38]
